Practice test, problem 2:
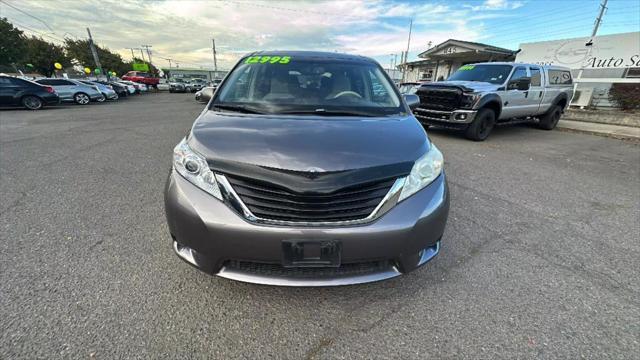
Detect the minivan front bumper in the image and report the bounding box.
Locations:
[164,170,449,286]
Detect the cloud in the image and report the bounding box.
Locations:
[467,0,525,11]
[1,0,490,69]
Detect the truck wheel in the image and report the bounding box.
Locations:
[538,105,562,130]
[465,108,495,141]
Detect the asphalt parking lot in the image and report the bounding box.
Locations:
[1,93,638,359]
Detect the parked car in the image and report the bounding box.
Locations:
[195,86,215,102]
[186,78,207,93]
[79,80,118,101]
[0,74,60,110]
[121,71,160,88]
[168,78,187,93]
[157,78,170,91]
[165,51,449,286]
[414,62,574,141]
[35,78,103,105]
[119,80,144,94]
[97,80,129,97]
[117,82,137,95]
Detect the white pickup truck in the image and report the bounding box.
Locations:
[414,62,574,141]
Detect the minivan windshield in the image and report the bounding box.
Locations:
[447,64,513,84]
[212,56,403,116]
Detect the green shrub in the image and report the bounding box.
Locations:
[608,83,640,110]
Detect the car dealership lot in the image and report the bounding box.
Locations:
[1,93,638,358]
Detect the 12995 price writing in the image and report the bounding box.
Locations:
[245,56,291,64]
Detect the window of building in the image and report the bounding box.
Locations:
[625,67,640,78]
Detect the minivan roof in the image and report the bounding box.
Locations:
[246,51,377,64]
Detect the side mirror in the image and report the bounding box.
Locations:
[403,94,420,110]
[508,77,531,91]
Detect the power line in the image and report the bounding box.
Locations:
[490,21,633,46]
[0,0,53,31]
[8,20,67,45]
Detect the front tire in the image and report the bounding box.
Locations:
[74,92,90,105]
[97,94,106,102]
[22,96,43,110]
[538,105,562,130]
[465,108,495,141]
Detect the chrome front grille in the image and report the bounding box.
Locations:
[224,175,396,223]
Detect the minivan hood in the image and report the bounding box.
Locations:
[429,80,500,93]
[188,110,428,177]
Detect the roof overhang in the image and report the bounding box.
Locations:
[418,39,515,59]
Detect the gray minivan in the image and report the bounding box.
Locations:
[164,51,450,286]
[35,78,104,104]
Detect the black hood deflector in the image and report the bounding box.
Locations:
[210,159,412,194]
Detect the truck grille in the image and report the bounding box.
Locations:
[417,86,462,111]
[225,175,396,223]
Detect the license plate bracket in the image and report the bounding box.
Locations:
[282,240,341,268]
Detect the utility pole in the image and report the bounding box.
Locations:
[590,0,607,38]
[139,48,146,63]
[573,0,608,106]
[212,38,218,79]
[86,28,103,79]
[141,44,153,68]
[401,18,413,82]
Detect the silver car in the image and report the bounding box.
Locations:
[79,80,118,101]
[35,78,103,105]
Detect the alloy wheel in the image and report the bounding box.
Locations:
[76,93,90,105]
[23,96,42,110]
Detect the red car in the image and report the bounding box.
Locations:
[121,71,160,87]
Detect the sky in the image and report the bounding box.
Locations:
[1,0,638,70]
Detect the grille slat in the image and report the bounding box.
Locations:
[229,177,395,199]
[225,175,396,223]
[242,196,384,212]
[236,186,390,206]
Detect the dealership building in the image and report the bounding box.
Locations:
[515,31,639,108]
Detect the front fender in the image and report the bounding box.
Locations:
[475,94,503,116]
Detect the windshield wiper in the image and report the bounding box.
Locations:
[211,104,264,114]
[279,109,380,117]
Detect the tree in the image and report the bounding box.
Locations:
[24,36,71,77]
[0,17,27,70]
[65,39,131,77]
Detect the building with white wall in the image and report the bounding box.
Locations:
[516,31,640,107]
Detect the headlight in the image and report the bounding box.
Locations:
[460,93,481,109]
[398,144,444,201]
[173,137,222,200]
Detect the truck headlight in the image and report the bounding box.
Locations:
[173,137,222,200]
[399,144,443,201]
[460,93,481,109]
